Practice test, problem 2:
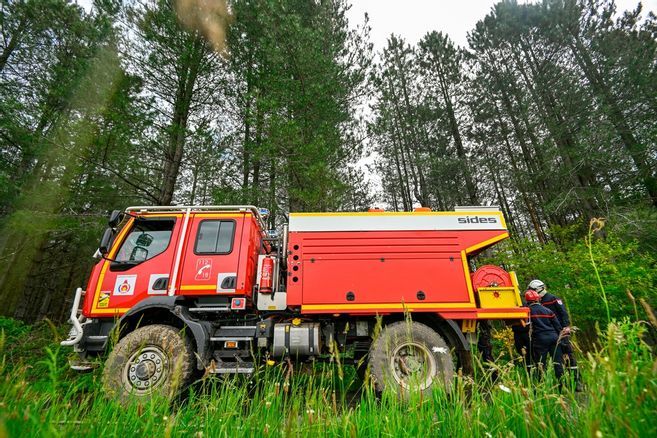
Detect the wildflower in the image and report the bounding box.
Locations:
[498,384,511,393]
[590,217,606,232]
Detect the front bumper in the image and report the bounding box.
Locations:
[61,287,86,347]
[61,288,113,371]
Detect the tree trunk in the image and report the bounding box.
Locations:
[570,37,657,207]
[509,44,597,217]
[0,17,26,73]
[434,63,477,204]
[158,38,205,205]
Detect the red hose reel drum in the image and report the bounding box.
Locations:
[471,265,512,291]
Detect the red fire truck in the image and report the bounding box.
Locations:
[61,205,527,399]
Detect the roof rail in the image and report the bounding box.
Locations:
[124,205,267,230]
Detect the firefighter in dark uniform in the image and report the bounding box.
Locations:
[525,289,564,380]
[528,279,580,388]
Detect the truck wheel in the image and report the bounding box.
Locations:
[102,324,195,403]
[369,321,454,396]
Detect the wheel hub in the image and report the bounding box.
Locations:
[390,342,436,391]
[135,360,156,380]
[124,346,168,393]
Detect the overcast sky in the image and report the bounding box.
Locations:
[345,0,657,50]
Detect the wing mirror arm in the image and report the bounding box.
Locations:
[92,248,113,261]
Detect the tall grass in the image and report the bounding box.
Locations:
[587,218,611,324]
[0,318,655,437]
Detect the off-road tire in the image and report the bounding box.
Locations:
[369,321,454,396]
[102,324,195,404]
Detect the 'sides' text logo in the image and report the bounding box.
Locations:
[457,216,498,224]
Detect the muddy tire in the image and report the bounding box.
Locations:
[369,321,454,396]
[102,324,195,404]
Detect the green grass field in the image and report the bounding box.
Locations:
[0,317,655,437]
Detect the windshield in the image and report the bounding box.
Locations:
[114,218,175,263]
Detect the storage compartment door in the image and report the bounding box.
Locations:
[301,255,471,305]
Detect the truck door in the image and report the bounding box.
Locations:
[177,215,244,295]
[89,215,181,315]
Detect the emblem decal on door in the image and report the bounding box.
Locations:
[114,275,137,296]
[195,258,213,281]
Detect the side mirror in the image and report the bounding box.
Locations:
[135,232,153,247]
[99,227,114,255]
[108,210,124,228]
[130,246,148,262]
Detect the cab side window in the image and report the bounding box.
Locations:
[195,220,235,254]
[115,218,175,263]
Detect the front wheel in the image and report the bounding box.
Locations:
[102,324,196,403]
[368,321,454,396]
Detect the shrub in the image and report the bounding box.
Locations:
[488,235,657,340]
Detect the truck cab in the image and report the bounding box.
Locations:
[82,206,265,318]
[62,205,527,401]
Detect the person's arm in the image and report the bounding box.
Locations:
[553,297,571,327]
[550,310,563,334]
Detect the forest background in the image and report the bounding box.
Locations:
[0,0,656,335]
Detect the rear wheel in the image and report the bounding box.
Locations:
[369,321,454,396]
[102,324,195,403]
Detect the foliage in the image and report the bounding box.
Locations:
[487,231,657,339]
[0,0,373,320]
[222,0,373,217]
[372,0,657,244]
[0,318,655,436]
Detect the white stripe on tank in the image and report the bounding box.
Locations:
[288,212,507,232]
